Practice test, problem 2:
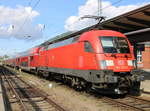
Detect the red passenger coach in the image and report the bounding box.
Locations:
[6,47,41,71]
[28,47,41,70]
[4,30,144,95]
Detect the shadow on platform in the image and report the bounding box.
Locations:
[141,70,150,80]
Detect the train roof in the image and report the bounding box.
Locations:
[39,27,99,46]
[39,31,76,46]
[19,47,40,56]
[9,47,40,59]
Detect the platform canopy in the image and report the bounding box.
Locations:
[41,4,150,46]
[100,4,150,33]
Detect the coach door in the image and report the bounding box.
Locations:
[29,56,34,67]
[39,47,46,67]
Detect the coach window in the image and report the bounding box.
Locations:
[84,41,93,52]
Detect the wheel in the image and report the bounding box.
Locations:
[129,81,141,96]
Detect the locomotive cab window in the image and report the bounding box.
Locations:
[84,41,93,52]
[100,37,130,53]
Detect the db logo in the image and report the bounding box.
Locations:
[118,60,124,65]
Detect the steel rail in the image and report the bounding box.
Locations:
[4,66,150,111]
[103,96,150,111]
[1,70,28,111]
[128,95,150,103]
[15,74,67,111]
[5,67,67,111]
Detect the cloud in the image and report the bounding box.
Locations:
[0,5,43,40]
[65,0,149,31]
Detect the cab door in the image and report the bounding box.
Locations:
[80,41,98,70]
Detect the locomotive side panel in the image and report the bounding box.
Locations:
[45,42,97,70]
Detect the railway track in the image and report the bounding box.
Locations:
[103,95,150,111]
[0,66,67,111]
[142,91,150,95]
[1,66,150,111]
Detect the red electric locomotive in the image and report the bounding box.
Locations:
[4,30,143,95]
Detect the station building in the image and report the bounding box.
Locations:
[137,42,150,70]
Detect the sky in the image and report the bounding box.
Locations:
[0,0,150,57]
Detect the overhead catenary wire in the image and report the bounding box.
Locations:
[32,0,41,9]
[24,0,123,41]
[78,0,123,31]
[19,0,41,31]
[28,0,33,6]
[102,0,122,10]
[18,0,121,40]
[93,0,123,15]
[80,0,123,20]
[49,0,123,36]
[14,0,41,38]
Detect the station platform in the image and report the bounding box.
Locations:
[0,80,5,111]
[143,69,150,73]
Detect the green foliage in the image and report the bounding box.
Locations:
[0,55,9,61]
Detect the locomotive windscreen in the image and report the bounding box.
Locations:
[100,37,130,53]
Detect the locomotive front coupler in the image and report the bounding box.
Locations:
[102,70,118,83]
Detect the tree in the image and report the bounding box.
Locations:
[0,55,9,61]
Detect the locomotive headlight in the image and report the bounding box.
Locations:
[100,60,107,69]
[100,60,114,69]
[106,60,114,66]
[128,60,133,66]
